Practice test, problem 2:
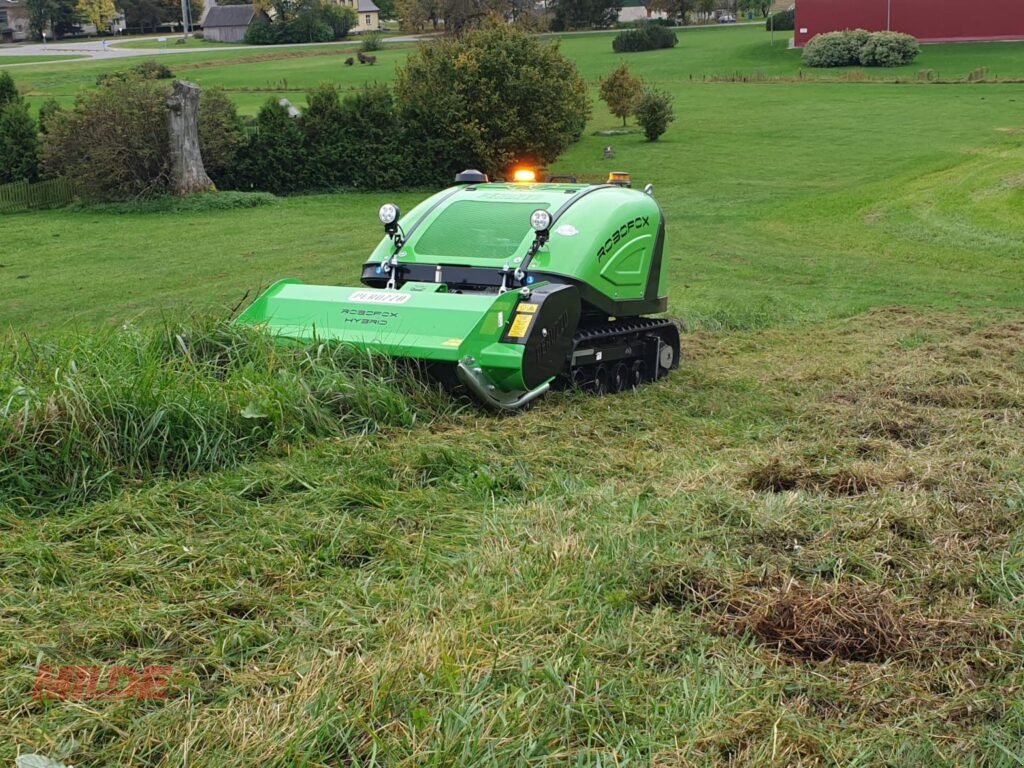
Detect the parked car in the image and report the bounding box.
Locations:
[717,14,737,23]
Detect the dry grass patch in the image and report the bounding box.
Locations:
[640,567,1011,665]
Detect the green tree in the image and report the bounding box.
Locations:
[551,0,620,30]
[0,101,41,183]
[394,22,590,183]
[119,0,165,32]
[26,0,81,38]
[599,62,643,127]
[395,0,439,31]
[648,0,690,24]
[77,0,117,30]
[0,74,39,183]
[633,86,674,141]
[0,72,20,110]
[737,0,771,17]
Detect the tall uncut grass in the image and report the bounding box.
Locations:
[0,321,448,512]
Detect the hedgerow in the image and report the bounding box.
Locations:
[612,23,678,53]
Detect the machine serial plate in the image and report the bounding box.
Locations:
[348,291,412,305]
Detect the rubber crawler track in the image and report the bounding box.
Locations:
[555,317,682,394]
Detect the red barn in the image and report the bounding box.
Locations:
[795,0,1024,47]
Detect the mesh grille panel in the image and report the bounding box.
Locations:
[415,201,549,261]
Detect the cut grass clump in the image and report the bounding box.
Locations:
[0,320,449,512]
[70,191,280,215]
[746,455,912,496]
[640,567,1009,664]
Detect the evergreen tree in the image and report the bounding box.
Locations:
[0,101,41,183]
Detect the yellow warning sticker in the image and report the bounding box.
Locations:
[517,302,539,314]
[441,338,463,347]
[508,314,533,339]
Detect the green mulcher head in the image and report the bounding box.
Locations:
[235,170,680,410]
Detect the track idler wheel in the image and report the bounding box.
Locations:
[610,362,630,393]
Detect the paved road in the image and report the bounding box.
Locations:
[0,34,425,62]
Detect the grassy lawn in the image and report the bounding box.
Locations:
[2,24,1024,767]
[112,35,247,49]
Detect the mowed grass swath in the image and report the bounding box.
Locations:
[2,25,1024,767]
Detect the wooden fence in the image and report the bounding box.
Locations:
[0,178,79,213]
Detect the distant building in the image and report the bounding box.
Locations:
[617,0,668,24]
[201,4,269,43]
[0,0,30,42]
[795,0,1024,47]
[334,0,381,32]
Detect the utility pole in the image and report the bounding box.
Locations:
[886,0,891,30]
[180,0,192,38]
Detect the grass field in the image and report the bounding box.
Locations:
[8,26,1024,114]
[2,25,1024,767]
[0,54,83,65]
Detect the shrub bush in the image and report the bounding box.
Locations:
[301,84,403,190]
[134,60,176,80]
[97,60,175,85]
[395,23,589,185]
[243,20,279,44]
[802,29,869,68]
[612,23,677,52]
[360,31,384,51]
[37,97,64,134]
[858,31,919,67]
[230,99,308,194]
[803,29,918,68]
[766,8,794,30]
[43,77,170,201]
[198,87,245,186]
[74,191,278,214]
[634,86,674,141]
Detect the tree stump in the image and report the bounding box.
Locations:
[166,80,214,196]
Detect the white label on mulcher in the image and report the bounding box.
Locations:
[348,291,412,305]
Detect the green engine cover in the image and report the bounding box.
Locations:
[361,181,668,316]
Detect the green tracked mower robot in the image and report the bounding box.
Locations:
[236,169,680,410]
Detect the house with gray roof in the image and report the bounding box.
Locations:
[337,0,380,32]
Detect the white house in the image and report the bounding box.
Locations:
[617,0,668,24]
